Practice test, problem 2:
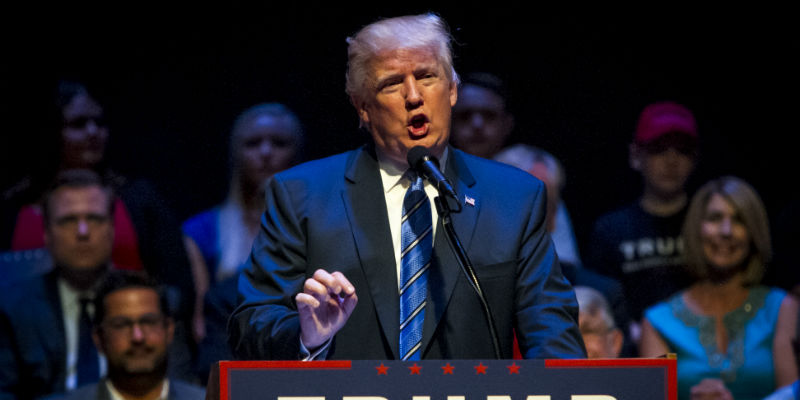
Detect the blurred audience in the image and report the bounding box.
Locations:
[494,144,583,268]
[181,103,304,378]
[51,270,204,399]
[575,286,623,359]
[640,176,798,400]
[587,101,698,343]
[0,80,196,327]
[450,72,514,159]
[495,144,631,355]
[452,72,584,268]
[0,169,115,398]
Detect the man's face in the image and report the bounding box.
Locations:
[61,94,109,169]
[631,133,696,200]
[637,148,694,199]
[45,186,114,272]
[579,313,623,359]
[237,115,299,190]
[94,288,173,376]
[356,47,457,165]
[451,84,512,159]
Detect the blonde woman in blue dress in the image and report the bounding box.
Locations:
[640,176,798,400]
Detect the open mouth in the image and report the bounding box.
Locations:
[408,114,429,137]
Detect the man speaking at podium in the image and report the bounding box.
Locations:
[228,13,585,361]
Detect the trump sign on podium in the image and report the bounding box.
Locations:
[214,358,676,400]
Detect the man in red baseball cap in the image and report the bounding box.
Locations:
[587,101,698,355]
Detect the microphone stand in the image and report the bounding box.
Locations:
[434,195,502,359]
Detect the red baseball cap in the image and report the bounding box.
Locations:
[634,101,698,145]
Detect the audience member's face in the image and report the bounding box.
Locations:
[451,84,512,159]
[701,193,750,270]
[634,146,694,200]
[579,314,623,359]
[236,115,298,189]
[45,186,114,273]
[357,47,457,165]
[61,93,109,169]
[94,288,173,377]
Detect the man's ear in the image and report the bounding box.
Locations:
[449,80,458,107]
[610,328,624,358]
[92,328,106,356]
[352,96,370,128]
[165,317,175,346]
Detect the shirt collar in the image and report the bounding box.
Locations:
[377,147,449,193]
[106,378,170,400]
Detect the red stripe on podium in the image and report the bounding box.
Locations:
[545,358,676,400]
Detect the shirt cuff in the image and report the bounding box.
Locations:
[299,337,332,361]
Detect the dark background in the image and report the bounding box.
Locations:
[2,6,797,255]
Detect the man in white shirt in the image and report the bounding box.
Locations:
[0,169,114,398]
[54,271,204,400]
[229,13,584,361]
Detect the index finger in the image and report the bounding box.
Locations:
[311,269,355,297]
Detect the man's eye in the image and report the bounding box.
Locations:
[56,216,79,226]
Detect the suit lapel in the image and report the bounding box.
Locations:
[421,148,480,355]
[341,146,401,359]
[41,271,68,389]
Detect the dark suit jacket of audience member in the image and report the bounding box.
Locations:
[195,274,238,385]
[0,270,68,399]
[229,146,585,360]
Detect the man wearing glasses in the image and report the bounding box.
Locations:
[54,270,204,399]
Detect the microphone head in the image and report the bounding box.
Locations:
[407,146,436,169]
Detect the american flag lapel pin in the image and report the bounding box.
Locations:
[464,195,475,207]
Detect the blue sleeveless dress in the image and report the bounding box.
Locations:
[645,286,786,400]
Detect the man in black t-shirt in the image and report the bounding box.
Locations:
[588,101,699,349]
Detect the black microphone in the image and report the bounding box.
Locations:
[407,146,458,201]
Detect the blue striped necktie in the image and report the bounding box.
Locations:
[399,173,432,361]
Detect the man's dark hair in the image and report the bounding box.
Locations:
[41,168,115,226]
[460,72,511,105]
[93,270,171,325]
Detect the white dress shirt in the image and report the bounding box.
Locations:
[58,278,107,390]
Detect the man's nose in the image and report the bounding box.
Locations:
[404,78,423,109]
[131,323,145,342]
[259,141,273,157]
[85,119,102,136]
[470,112,485,128]
[76,220,90,238]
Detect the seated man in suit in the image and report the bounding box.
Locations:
[0,169,115,398]
[53,270,204,399]
[228,13,585,361]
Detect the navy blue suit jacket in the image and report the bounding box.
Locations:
[228,146,585,360]
[0,270,67,399]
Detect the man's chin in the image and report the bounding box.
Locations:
[118,357,168,376]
